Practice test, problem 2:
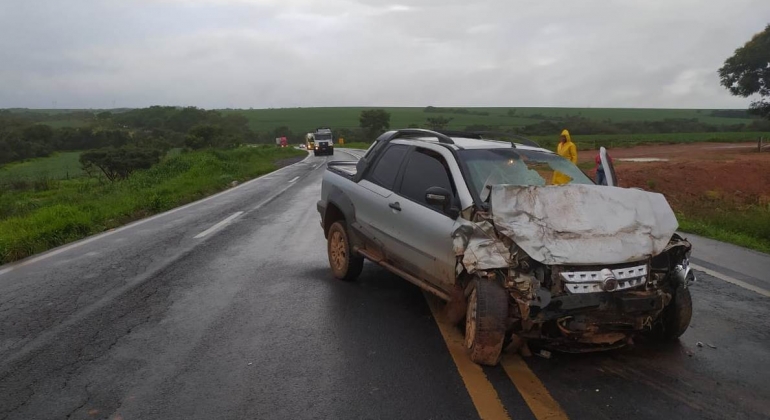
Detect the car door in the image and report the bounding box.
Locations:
[351,143,410,261]
[600,147,618,187]
[388,147,460,289]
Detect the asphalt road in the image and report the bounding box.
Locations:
[1,149,769,420]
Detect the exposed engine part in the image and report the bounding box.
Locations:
[532,287,552,308]
[672,259,697,288]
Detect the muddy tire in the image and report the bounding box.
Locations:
[660,285,693,340]
[327,221,364,282]
[465,279,508,366]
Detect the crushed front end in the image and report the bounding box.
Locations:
[508,237,693,352]
[453,184,696,354]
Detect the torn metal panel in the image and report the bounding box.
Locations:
[488,184,679,265]
[452,220,511,274]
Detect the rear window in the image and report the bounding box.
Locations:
[367,144,408,190]
[459,148,593,197]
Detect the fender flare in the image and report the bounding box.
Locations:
[323,186,357,236]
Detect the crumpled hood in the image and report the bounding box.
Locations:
[489,184,678,265]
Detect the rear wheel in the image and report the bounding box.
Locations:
[327,221,364,281]
[465,279,508,366]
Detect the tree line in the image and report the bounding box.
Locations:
[0,107,259,166]
[352,108,770,142]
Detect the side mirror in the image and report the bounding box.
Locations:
[425,186,460,219]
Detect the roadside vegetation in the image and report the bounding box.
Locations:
[0,146,303,264]
[679,209,770,254]
[1,106,308,264]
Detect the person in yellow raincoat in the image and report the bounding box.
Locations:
[552,129,577,185]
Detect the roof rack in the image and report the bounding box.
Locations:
[352,129,454,182]
[435,130,483,140]
[462,131,541,148]
[388,128,455,145]
[507,134,541,148]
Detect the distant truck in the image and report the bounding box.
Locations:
[275,136,288,148]
[312,128,334,156]
[305,133,315,151]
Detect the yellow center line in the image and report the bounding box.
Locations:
[501,355,569,420]
[425,293,511,420]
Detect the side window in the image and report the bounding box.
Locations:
[399,148,454,211]
[366,144,408,190]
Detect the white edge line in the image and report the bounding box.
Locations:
[0,151,311,276]
[289,176,299,183]
[194,212,244,239]
[690,263,770,298]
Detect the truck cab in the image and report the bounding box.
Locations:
[313,128,334,156]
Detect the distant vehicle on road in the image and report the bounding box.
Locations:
[275,136,288,148]
[305,132,315,151]
[312,128,334,156]
[318,129,695,365]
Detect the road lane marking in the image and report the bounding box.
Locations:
[194,212,243,239]
[501,355,569,420]
[690,263,770,298]
[289,176,299,183]
[0,153,312,277]
[425,293,511,420]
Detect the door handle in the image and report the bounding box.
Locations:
[389,202,401,211]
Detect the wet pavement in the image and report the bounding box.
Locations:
[0,149,768,420]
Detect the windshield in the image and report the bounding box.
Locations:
[459,148,593,197]
[315,133,332,141]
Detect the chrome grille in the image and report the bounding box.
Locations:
[560,264,648,294]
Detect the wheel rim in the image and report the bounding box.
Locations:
[465,289,478,349]
[330,230,347,272]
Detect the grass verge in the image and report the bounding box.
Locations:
[0,146,305,264]
[677,208,770,254]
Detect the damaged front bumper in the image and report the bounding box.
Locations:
[521,287,670,351]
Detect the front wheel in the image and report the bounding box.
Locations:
[327,221,364,281]
[465,279,508,366]
[659,285,692,340]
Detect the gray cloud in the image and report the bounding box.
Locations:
[0,0,768,108]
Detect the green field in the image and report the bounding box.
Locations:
[220,107,758,133]
[332,131,768,151]
[529,131,770,149]
[0,146,304,264]
[0,152,85,183]
[6,106,762,135]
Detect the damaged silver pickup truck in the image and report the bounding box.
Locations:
[317,129,695,365]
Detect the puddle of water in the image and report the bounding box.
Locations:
[617,157,669,162]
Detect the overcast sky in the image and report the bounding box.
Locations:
[1,0,768,109]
